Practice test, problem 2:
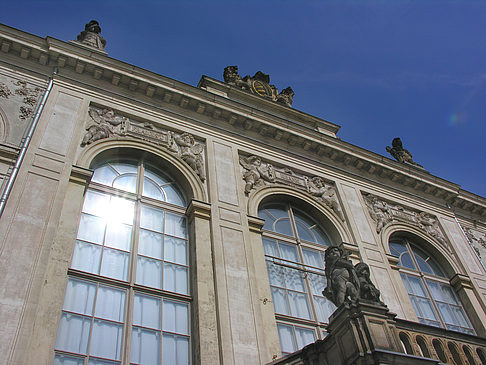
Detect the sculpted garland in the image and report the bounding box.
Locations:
[82,106,206,182]
[0,80,42,120]
[239,154,344,220]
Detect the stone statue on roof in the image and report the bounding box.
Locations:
[386,137,423,168]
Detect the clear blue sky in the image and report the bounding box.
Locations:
[2,1,485,198]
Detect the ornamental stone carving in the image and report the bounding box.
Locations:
[363,193,450,250]
[239,155,344,220]
[239,155,276,193]
[223,66,294,107]
[0,80,42,120]
[465,228,486,262]
[75,20,106,51]
[386,137,423,168]
[323,246,384,307]
[82,106,206,181]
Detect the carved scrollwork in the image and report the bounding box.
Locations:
[363,193,450,250]
[0,80,42,120]
[82,106,207,182]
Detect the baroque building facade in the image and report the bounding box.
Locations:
[0,22,485,365]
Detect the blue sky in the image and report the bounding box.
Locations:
[2,1,485,198]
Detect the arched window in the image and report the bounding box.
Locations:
[258,202,335,356]
[54,159,190,365]
[389,235,474,335]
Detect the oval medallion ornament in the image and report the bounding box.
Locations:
[252,80,267,96]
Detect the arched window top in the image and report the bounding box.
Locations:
[389,237,446,278]
[92,160,186,207]
[258,203,331,246]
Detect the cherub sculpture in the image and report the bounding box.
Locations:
[76,20,106,51]
[364,194,392,233]
[81,107,126,146]
[239,155,275,194]
[276,87,294,107]
[354,262,384,305]
[323,246,359,307]
[173,133,206,181]
[386,137,422,168]
[308,177,344,220]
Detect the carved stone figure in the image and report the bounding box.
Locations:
[0,82,12,98]
[82,107,126,145]
[239,155,276,194]
[172,132,206,182]
[308,177,344,220]
[323,246,359,307]
[76,20,106,51]
[386,137,422,168]
[364,194,392,233]
[276,87,294,107]
[354,262,384,305]
[465,229,486,260]
[223,66,249,90]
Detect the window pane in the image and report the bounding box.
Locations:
[163,263,188,295]
[139,229,163,260]
[163,183,185,207]
[130,327,161,365]
[271,287,290,315]
[91,165,118,187]
[113,174,137,193]
[63,279,96,315]
[163,300,189,335]
[100,248,129,281]
[416,297,438,321]
[95,285,126,322]
[288,291,311,319]
[279,242,299,264]
[55,313,91,354]
[90,319,123,360]
[136,256,162,289]
[258,209,276,231]
[302,249,324,270]
[164,236,187,265]
[308,273,326,296]
[88,359,119,365]
[143,177,165,201]
[54,354,85,365]
[267,263,285,287]
[77,214,105,244]
[277,323,296,354]
[408,276,427,297]
[284,267,305,292]
[133,294,161,330]
[165,213,186,238]
[162,334,189,365]
[71,241,102,274]
[274,218,293,237]
[108,197,135,225]
[262,238,278,257]
[314,295,335,323]
[105,223,131,251]
[141,205,164,232]
[295,220,315,242]
[295,326,316,348]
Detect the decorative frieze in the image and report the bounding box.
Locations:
[239,154,344,220]
[82,106,206,181]
[465,228,486,263]
[363,193,450,250]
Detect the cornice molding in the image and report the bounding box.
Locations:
[1,24,484,218]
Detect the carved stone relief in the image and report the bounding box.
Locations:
[82,106,206,181]
[239,154,344,220]
[223,66,294,107]
[465,228,486,263]
[363,193,450,251]
[0,80,42,120]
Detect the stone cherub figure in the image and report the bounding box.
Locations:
[76,20,106,51]
[323,246,385,307]
[276,87,295,107]
[82,107,126,145]
[354,262,384,305]
[386,137,422,168]
[239,155,276,194]
[172,132,206,182]
[308,177,344,220]
[323,246,359,307]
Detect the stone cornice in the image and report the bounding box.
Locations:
[1,23,484,218]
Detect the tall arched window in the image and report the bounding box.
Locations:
[258,202,336,356]
[389,235,474,335]
[54,159,191,365]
